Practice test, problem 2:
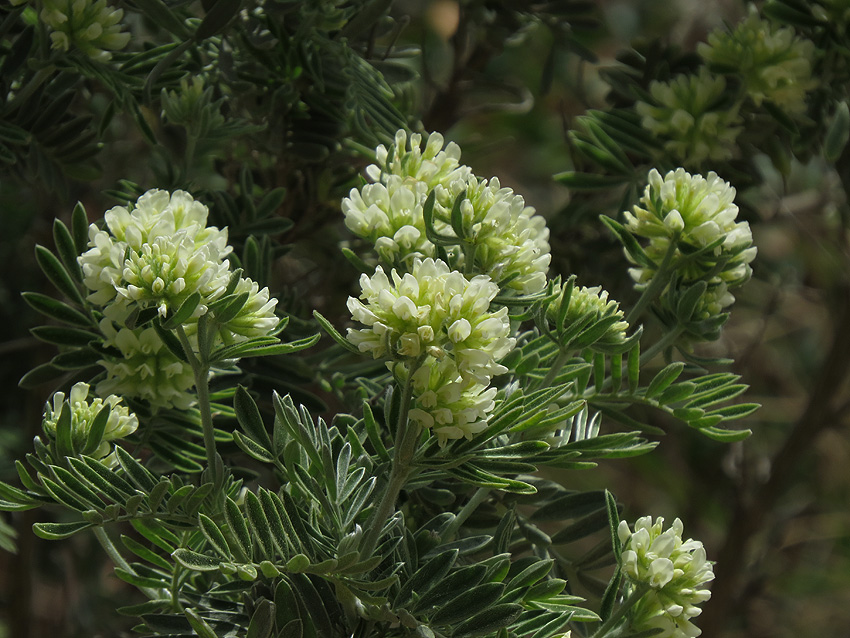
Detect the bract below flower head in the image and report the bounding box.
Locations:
[698,7,816,115]
[397,357,497,446]
[636,69,742,165]
[347,258,514,385]
[625,168,756,287]
[79,189,232,318]
[618,517,714,638]
[435,175,551,295]
[42,382,138,466]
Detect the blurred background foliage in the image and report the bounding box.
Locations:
[1,0,850,636]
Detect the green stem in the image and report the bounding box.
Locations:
[7,67,53,112]
[639,325,685,366]
[175,325,220,488]
[625,239,680,326]
[590,583,650,638]
[359,362,421,558]
[540,349,570,388]
[94,527,159,599]
[442,487,490,542]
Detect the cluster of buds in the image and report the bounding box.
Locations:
[547,282,630,349]
[618,517,714,638]
[78,190,278,408]
[41,382,138,467]
[29,0,131,62]
[636,69,742,166]
[342,130,551,295]
[699,7,816,115]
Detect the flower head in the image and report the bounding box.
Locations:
[698,8,816,114]
[42,382,138,466]
[618,516,714,638]
[80,189,231,319]
[434,175,551,294]
[347,258,514,384]
[625,168,756,287]
[636,69,742,165]
[97,321,197,410]
[77,189,279,409]
[399,357,497,446]
[346,130,551,294]
[39,0,130,61]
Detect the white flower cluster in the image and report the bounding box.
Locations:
[625,168,756,319]
[398,358,497,444]
[618,517,714,638]
[34,0,131,62]
[42,382,138,467]
[348,258,514,443]
[78,190,279,409]
[342,130,551,294]
[698,8,816,115]
[636,69,742,165]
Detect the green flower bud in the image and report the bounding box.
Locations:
[42,382,138,466]
[698,7,816,115]
[636,69,742,166]
[38,0,130,61]
[548,282,629,347]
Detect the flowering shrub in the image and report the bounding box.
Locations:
[12,1,835,636]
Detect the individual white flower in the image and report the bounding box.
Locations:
[398,357,497,446]
[42,382,138,466]
[216,277,279,344]
[636,69,742,165]
[341,176,435,265]
[369,129,471,189]
[698,7,817,115]
[434,175,551,294]
[347,258,514,384]
[38,0,131,62]
[97,321,197,410]
[79,189,232,318]
[625,168,756,288]
[618,517,714,638]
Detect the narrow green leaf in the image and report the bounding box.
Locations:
[71,202,90,254]
[82,405,111,455]
[245,490,275,559]
[18,363,66,388]
[645,362,685,399]
[172,548,221,572]
[235,385,273,450]
[225,496,253,562]
[122,535,171,571]
[394,549,458,606]
[199,513,231,559]
[246,598,275,638]
[825,101,850,162]
[184,609,218,638]
[161,292,201,330]
[33,520,92,540]
[22,292,92,327]
[313,310,360,354]
[53,219,83,282]
[30,326,98,347]
[35,245,84,304]
[453,603,524,638]
[432,583,505,625]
